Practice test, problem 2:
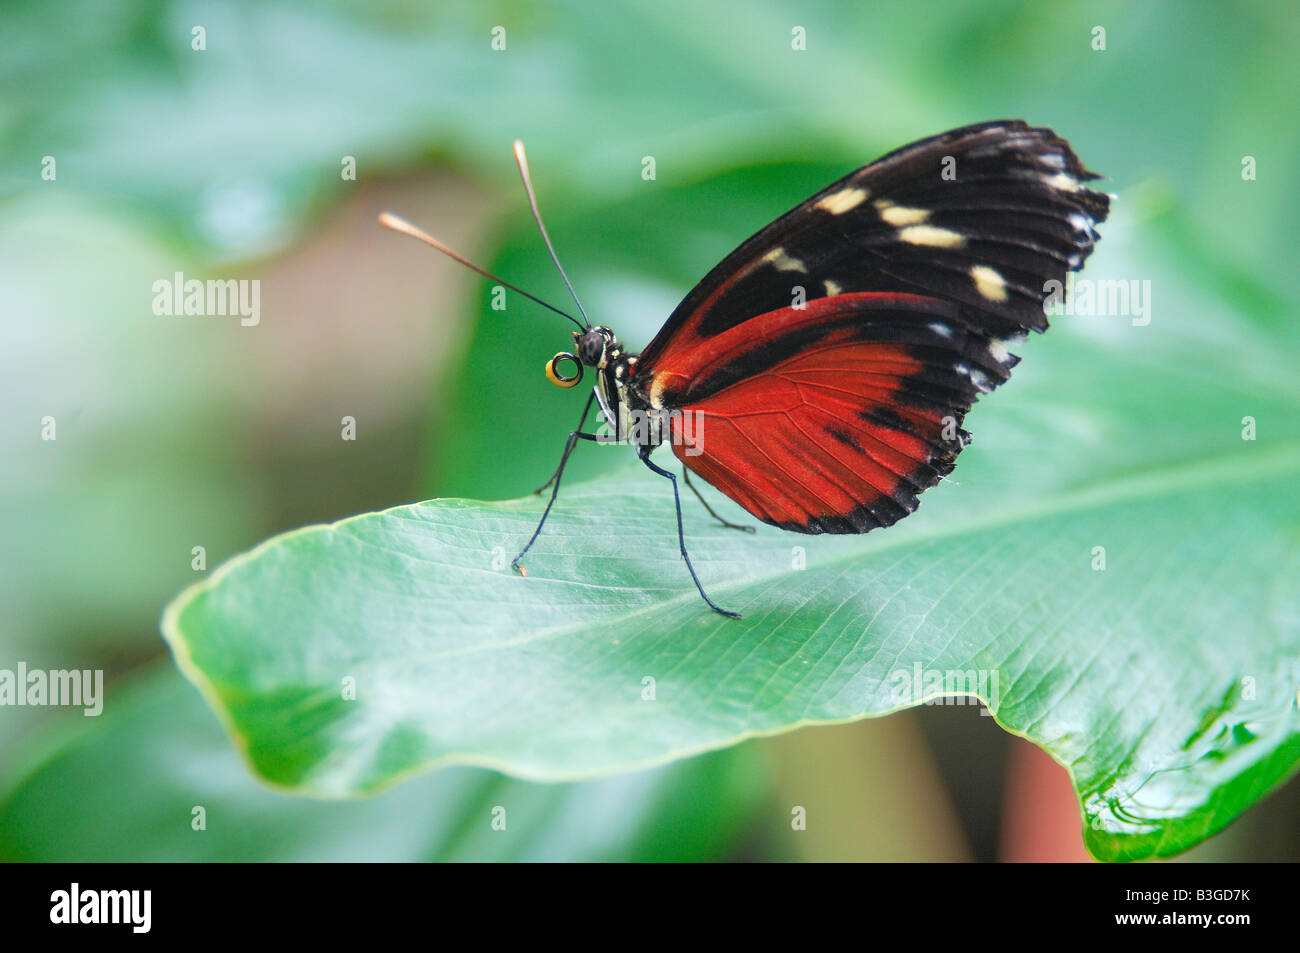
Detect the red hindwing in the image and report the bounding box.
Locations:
[662,294,1017,533]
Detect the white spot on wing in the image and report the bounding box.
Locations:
[823,279,842,296]
[897,225,966,248]
[970,265,1009,302]
[815,187,869,215]
[761,246,807,273]
[874,199,931,226]
[1046,172,1081,192]
[928,321,953,338]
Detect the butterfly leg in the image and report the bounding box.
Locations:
[513,391,599,576]
[532,390,596,495]
[683,467,755,533]
[641,452,741,619]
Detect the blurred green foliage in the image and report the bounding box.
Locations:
[1,0,1296,861]
[0,666,769,861]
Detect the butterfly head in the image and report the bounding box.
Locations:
[575,326,618,367]
[546,326,619,389]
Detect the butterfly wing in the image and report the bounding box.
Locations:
[636,120,1109,533]
[663,293,1013,533]
[638,119,1109,379]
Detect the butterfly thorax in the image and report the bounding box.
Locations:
[596,345,650,446]
[572,325,657,447]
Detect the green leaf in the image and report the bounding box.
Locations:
[0,666,767,862]
[163,429,1300,862]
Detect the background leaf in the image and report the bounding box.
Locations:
[0,665,768,861]
[5,0,1297,863]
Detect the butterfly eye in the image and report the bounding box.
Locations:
[576,329,607,366]
[545,352,584,388]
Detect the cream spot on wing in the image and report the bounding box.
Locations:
[815,187,869,215]
[823,279,842,296]
[1045,172,1080,192]
[970,265,1009,302]
[649,377,666,409]
[761,246,807,273]
[897,225,966,248]
[874,199,930,225]
[988,339,1011,364]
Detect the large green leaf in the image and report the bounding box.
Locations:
[162,451,1300,862]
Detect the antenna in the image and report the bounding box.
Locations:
[512,140,591,329]
[377,212,586,331]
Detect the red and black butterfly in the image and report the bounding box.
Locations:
[381,120,1110,617]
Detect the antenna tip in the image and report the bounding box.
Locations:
[377,211,403,230]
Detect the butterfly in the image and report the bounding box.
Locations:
[381,120,1111,617]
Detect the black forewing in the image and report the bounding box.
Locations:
[638,120,1111,369]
